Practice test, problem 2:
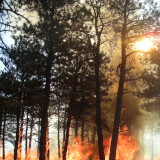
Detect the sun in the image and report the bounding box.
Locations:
[135,38,154,52]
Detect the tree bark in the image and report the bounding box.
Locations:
[62,116,71,160]
[29,114,34,149]
[37,116,41,159]
[14,106,21,160]
[14,74,24,160]
[46,118,49,160]
[75,118,78,137]
[18,102,25,160]
[0,107,2,138]
[62,73,77,160]
[0,107,2,157]
[25,108,29,160]
[81,120,84,142]
[94,49,105,160]
[58,105,61,159]
[109,5,127,159]
[62,108,66,145]
[2,110,6,160]
[39,53,52,160]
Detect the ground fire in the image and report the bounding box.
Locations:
[55,126,138,160]
[0,126,138,160]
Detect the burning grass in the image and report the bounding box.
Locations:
[104,126,138,160]
[0,149,38,160]
[66,136,94,160]
[0,127,139,160]
[57,126,138,160]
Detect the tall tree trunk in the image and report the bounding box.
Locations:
[46,118,49,160]
[25,108,29,160]
[14,106,21,160]
[0,107,2,138]
[75,118,78,137]
[80,93,85,142]
[18,102,25,160]
[62,108,66,145]
[39,53,52,160]
[62,73,77,160]
[0,107,2,157]
[29,114,34,149]
[109,10,127,160]
[89,127,96,160]
[27,113,33,160]
[94,49,105,160]
[37,116,41,159]
[62,116,71,160]
[2,110,6,160]
[81,120,84,142]
[57,105,61,159]
[14,74,24,160]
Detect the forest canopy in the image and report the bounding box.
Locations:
[0,0,160,160]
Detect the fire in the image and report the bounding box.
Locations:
[104,126,138,160]
[0,152,13,160]
[0,149,38,160]
[25,148,39,160]
[0,127,139,160]
[65,136,94,160]
[56,127,138,160]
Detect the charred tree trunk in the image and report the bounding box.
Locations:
[62,73,77,160]
[62,108,66,145]
[14,74,24,160]
[29,114,34,150]
[37,116,41,159]
[46,118,49,160]
[2,110,6,160]
[0,107,2,156]
[39,53,52,160]
[62,116,71,160]
[80,92,85,142]
[0,107,2,138]
[25,108,29,159]
[94,46,105,160]
[109,6,127,160]
[14,105,21,160]
[75,118,78,137]
[18,102,25,160]
[58,104,61,159]
[81,120,84,142]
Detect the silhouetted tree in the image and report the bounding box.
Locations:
[108,1,158,160]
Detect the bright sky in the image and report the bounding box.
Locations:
[0,5,38,71]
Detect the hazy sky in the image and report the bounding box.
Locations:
[0,0,159,71]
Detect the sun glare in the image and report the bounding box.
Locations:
[135,38,154,52]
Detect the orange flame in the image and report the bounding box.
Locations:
[0,127,139,160]
[104,126,138,160]
[67,136,94,160]
[0,152,13,160]
[0,149,38,160]
[57,136,94,160]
